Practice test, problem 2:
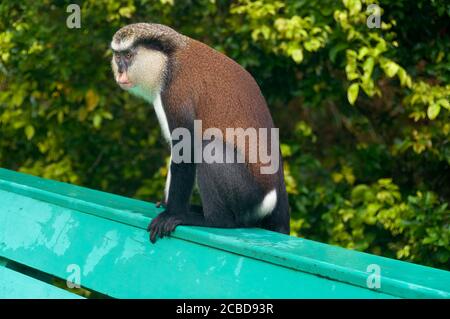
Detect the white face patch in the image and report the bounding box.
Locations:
[126,47,168,97]
[111,38,134,51]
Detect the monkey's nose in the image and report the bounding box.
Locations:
[117,72,130,84]
[117,72,133,89]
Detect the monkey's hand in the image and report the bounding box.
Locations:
[147,210,183,243]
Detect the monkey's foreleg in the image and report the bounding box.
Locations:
[147,161,196,243]
[147,211,183,242]
[147,207,236,243]
[147,209,204,243]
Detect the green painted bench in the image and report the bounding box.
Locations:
[0,168,449,299]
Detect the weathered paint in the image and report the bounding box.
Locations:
[0,168,449,299]
[0,266,83,299]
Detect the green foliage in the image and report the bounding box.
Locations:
[0,0,448,269]
[323,179,449,266]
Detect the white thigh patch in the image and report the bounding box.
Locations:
[255,189,277,219]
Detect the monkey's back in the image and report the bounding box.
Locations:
[175,39,274,132]
[164,38,282,190]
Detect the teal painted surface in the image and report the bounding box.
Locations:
[0,266,82,299]
[0,168,449,298]
[0,189,392,298]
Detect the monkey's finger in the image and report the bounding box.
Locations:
[165,217,181,234]
[150,219,163,242]
[163,218,174,233]
[155,220,166,239]
[150,229,157,243]
[151,221,164,242]
[164,217,181,236]
[147,216,160,232]
[158,223,166,238]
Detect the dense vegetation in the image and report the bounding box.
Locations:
[0,0,448,270]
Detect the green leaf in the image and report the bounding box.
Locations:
[93,114,102,128]
[397,68,412,88]
[383,61,400,78]
[437,98,450,110]
[343,0,362,15]
[358,47,369,60]
[291,49,303,63]
[427,103,441,120]
[345,63,359,80]
[280,144,292,157]
[85,89,100,111]
[347,83,359,105]
[329,43,348,63]
[363,57,375,76]
[25,125,35,140]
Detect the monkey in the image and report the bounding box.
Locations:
[111,23,290,243]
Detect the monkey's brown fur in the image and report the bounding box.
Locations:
[111,23,290,242]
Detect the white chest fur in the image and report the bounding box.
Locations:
[153,94,171,143]
[152,95,172,201]
[128,88,172,201]
[129,87,171,144]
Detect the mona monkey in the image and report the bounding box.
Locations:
[111,23,290,243]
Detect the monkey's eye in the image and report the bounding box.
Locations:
[125,52,132,60]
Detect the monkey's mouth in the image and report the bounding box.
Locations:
[118,81,134,89]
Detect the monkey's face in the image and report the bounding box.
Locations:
[112,45,168,97]
[111,49,135,89]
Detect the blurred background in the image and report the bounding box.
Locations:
[0,0,448,270]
